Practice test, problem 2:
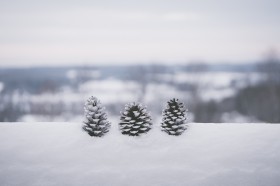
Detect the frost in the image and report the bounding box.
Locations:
[133,111,140,117]
[132,125,140,129]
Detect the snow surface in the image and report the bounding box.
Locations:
[0,122,280,186]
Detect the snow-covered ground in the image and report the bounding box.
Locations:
[0,122,279,186]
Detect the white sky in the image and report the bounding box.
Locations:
[0,0,279,67]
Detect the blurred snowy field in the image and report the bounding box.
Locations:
[9,70,261,122]
[0,122,279,186]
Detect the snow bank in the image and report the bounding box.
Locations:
[0,123,279,186]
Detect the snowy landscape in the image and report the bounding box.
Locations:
[1,0,280,185]
[0,122,279,186]
[1,63,277,123]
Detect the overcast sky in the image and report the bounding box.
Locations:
[0,0,279,67]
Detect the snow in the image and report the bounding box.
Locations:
[200,88,236,102]
[66,69,101,80]
[12,78,139,113]
[79,79,138,104]
[0,122,280,186]
[66,69,78,80]
[221,111,261,123]
[155,72,263,102]
[133,111,140,117]
[144,83,186,103]
[170,72,261,89]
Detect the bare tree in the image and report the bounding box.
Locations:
[236,49,280,123]
[258,49,280,84]
[184,63,218,122]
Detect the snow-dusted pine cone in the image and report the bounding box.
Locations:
[83,96,111,137]
[119,102,152,136]
[161,98,187,136]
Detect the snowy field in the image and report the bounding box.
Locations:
[1,69,262,122]
[0,122,280,186]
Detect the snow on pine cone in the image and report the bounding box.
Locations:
[119,102,152,136]
[83,96,111,137]
[161,98,188,136]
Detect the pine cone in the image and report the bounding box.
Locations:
[83,96,111,137]
[120,102,152,136]
[161,98,187,136]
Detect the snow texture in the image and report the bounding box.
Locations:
[0,122,280,186]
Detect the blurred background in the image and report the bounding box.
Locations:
[0,0,279,123]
